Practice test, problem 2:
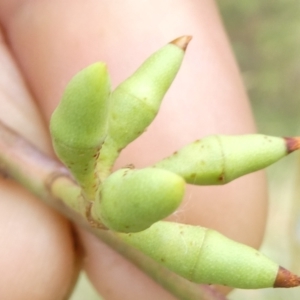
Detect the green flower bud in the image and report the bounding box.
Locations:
[154,134,300,185]
[97,36,192,179]
[50,63,111,200]
[92,168,185,232]
[118,221,300,289]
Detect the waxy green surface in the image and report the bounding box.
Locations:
[154,134,287,185]
[50,63,111,200]
[92,168,185,232]
[97,40,187,178]
[118,221,278,289]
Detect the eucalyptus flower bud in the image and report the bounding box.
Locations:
[154,134,300,185]
[97,36,192,179]
[50,63,111,200]
[118,221,300,289]
[92,168,185,232]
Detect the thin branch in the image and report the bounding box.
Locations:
[0,120,227,300]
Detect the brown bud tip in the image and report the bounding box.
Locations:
[285,137,300,153]
[170,35,193,51]
[274,266,300,288]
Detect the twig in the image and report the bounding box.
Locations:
[0,120,227,300]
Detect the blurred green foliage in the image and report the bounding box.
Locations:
[218,0,300,136]
[70,272,101,300]
[217,1,300,299]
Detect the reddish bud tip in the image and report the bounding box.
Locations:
[274,266,300,288]
[285,137,300,153]
[170,35,193,51]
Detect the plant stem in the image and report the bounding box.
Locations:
[0,120,227,300]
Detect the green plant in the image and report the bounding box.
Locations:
[0,36,299,300]
[49,36,300,290]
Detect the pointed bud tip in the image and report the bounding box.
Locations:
[274,266,300,288]
[170,35,193,51]
[285,137,300,153]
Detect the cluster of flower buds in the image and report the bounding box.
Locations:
[50,36,300,289]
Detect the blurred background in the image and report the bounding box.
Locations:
[217,1,300,299]
[71,1,300,299]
